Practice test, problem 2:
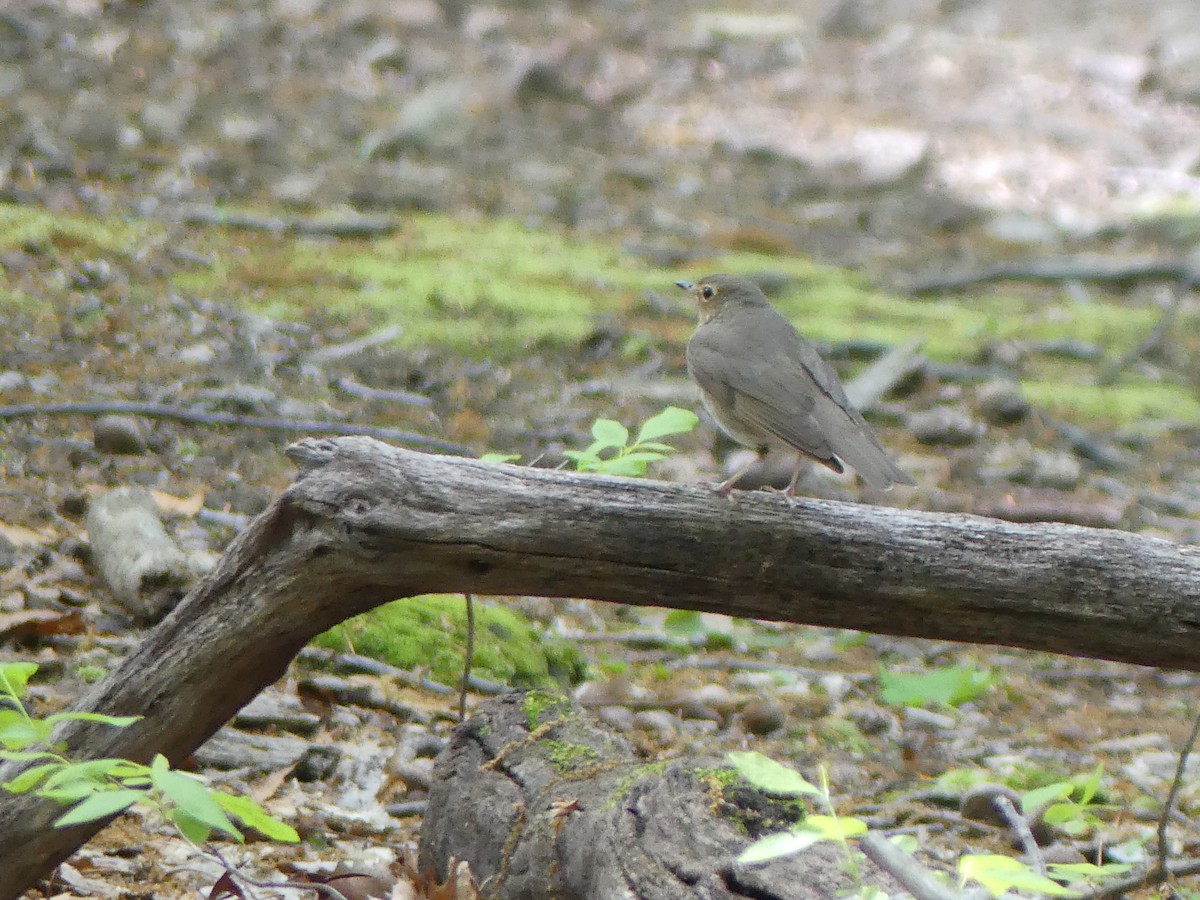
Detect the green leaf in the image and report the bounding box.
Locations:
[889,833,919,854]
[590,419,629,450]
[1021,781,1073,813]
[0,662,39,700]
[592,458,649,477]
[0,711,48,750]
[802,815,867,840]
[171,807,217,844]
[635,407,699,443]
[727,751,821,797]
[215,792,300,843]
[1046,862,1132,881]
[1073,763,1104,805]
[3,762,63,793]
[738,829,827,863]
[150,758,240,840]
[53,789,144,827]
[479,453,521,464]
[627,441,676,453]
[611,451,667,464]
[42,758,141,791]
[958,854,1079,897]
[0,750,64,764]
[877,663,993,708]
[44,711,141,729]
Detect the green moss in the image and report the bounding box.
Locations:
[4,201,1198,429]
[522,689,569,729]
[694,766,740,788]
[0,204,148,255]
[603,761,668,810]
[545,739,600,771]
[1021,379,1200,424]
[312,595,588,688]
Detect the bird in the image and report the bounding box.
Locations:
[678,273,914,497]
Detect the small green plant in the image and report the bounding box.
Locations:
[729,751,867,877]
[1020,763,1109,837]
[0,662,297,846]
[482,406,699,475]
[877,662,994,708]
[562,406,698,476]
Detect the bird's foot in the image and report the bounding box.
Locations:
[710,482,740,503]
[763,485,801,508]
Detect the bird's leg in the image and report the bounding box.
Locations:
[781,454,807,507]
[713,448,767,499]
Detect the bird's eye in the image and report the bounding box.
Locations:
[701,285,715,299]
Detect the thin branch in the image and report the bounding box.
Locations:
[1157,706,1200,880]
[857,833,959,900]
[1079,855,1200,899]
[0,401,469,454]
[460,593,475,722]
[903,256,1195,295]
[994,794,1044,876]
[1098,281,1190,386]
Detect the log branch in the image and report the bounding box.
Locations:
[1,436,1198,897]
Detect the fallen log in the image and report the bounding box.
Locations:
[1,435,1197,897]
[418,692,906,899]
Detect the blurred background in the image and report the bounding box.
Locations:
[3,0,1200,894]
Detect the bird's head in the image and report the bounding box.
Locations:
[675,274,768,324]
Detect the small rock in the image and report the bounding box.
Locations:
[1028,450,1082,490]
[907,407,983,446]
[739,698,785,736]
[1041,842,1087,865]
[360,81,475,157]
[178,342,216,366]
[196,383,276,412]
[632,709,679,744]
[843,703,897,737]
[63,92,125,152]
[960,783,1022,826]
[676,683,738,722]
[975,380,1030,426]
[902,706,956,730]
[596,705,635,732]
[0,370,27,392]
[983,212,1060,248]
[92,415,147,456]
[139,88,196,143]
[818,673,853,702]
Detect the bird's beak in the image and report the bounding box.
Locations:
[675,280,694,291]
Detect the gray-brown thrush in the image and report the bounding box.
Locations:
[678,273,914,495]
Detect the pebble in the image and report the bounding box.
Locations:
[975,380,1030,426]
[907,406,984,446]
[739,698,785,736]
[92,415,148,455]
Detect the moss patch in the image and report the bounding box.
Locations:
[545,739,600,771]
[2,202,1197,427]
[313,594,588,688]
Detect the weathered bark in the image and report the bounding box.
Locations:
[419,693,905,899]
[1,435,1198,897]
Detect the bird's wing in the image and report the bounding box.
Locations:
[690,310,913,488]
[687,322,841,469]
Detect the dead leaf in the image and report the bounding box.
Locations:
[0,609,85,642]
[206,870,246,900]
[151,489,206,517]
[0,520,56,547]
[251,763,297,804]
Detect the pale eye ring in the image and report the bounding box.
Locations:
[701,286,715,299]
